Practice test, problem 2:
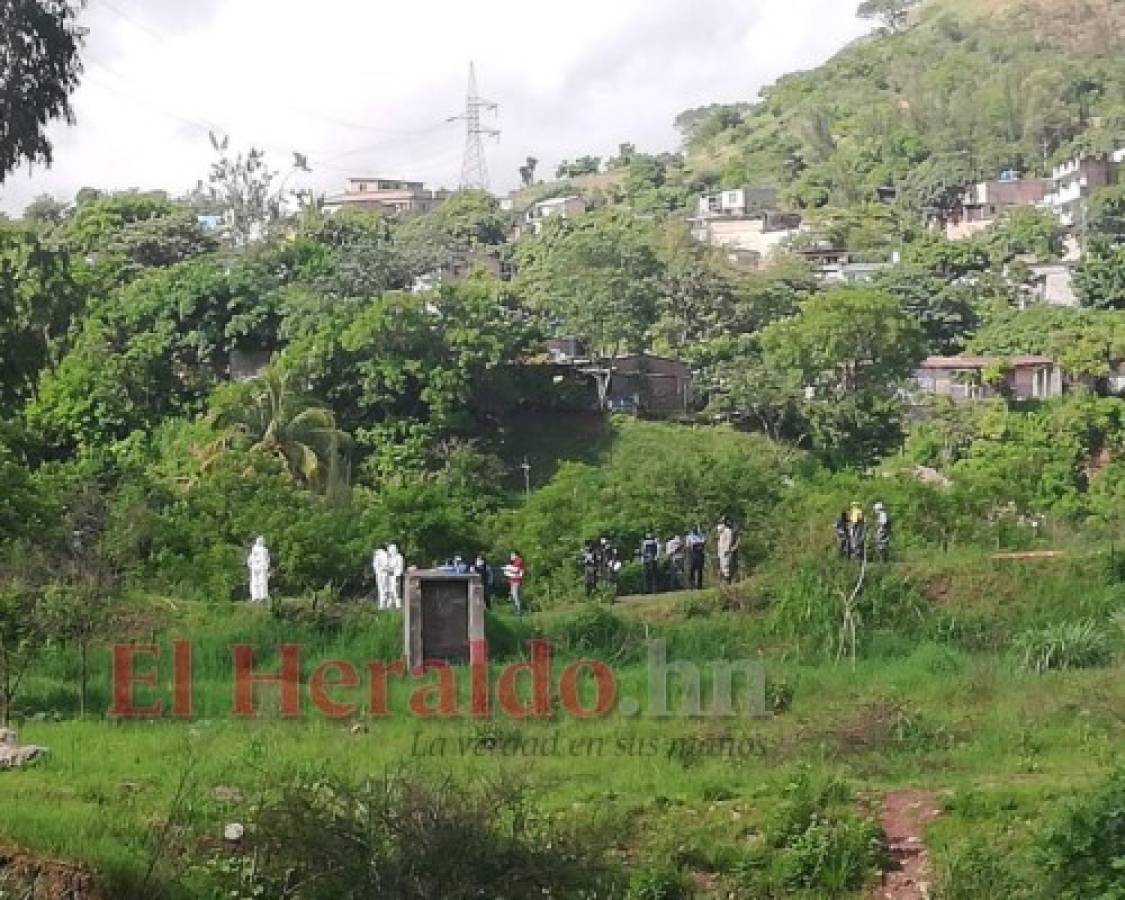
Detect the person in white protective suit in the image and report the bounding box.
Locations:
[372,546,391,610]
[386,544,405,609]
[247,536,271,603]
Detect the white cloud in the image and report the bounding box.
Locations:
[0,0,869,213]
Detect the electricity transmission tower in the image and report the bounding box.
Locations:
[449,62,499,191]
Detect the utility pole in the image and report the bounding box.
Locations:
[448,62,500,192]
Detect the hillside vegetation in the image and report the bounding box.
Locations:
[682,0,1125,211]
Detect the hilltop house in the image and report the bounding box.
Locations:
[600,353,694,416]
[323,178,451,216]
[541,349,694,417]
[912,355,1063,402]
[940,174,1050,240]
[690,186,802,267]
[520,195,586,236]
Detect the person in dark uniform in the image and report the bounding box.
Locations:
[835,511,850,559]
[686,525,706,590]
[641,532,660,594]
[581,541,600,597]
[473,554,493,609]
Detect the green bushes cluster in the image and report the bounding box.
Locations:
[1038,768,1125,899]
[204,772,622,899]
[493,420,797,585]
[1014,619,1116,673]
[738,770,886,896]
[764,558,928,660]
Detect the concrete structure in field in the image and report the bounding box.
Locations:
[690,186,801,267]
[912,355,1063,402]
[942,175,1050,240]
[403,570,486,672]
[323,178,451,216]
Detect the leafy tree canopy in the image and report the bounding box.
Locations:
[0,0,84,181]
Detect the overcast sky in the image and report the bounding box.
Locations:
[0,0,870,214]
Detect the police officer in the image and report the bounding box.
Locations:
[641,532,660,594]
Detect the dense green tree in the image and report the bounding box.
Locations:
[29,256,280,449]
[280,277,536,477]
[1075,237,1125,309]
[0,0,84,181]
[555,156,601,179]
[298,209,406,297]
[872,265,979,353]
[393,190,507,284]
[1087,184,1125,240]
[857,0,922,33]
[60,192,216,283]
[984,207,1065,262]
[210,369,350,492]
[755,286,926,466]
[21,193,67,225]
[0,222,86,412]
[515,209,662,361]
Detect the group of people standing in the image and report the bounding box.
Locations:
[371,544,406,610]
[583,518,742,597]
[835,501,892,563]
[437,552,526,615]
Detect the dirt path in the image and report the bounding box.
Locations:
[869,790,941,900]
[0,845,100,900]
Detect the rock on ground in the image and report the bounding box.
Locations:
[0,729,48,769]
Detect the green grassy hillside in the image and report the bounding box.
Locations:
[683,0,1125,211]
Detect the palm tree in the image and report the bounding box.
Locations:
[213,369,351,491]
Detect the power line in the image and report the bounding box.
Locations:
[448,62,499,191]
[82,55,447,181]
[90,0,447,138]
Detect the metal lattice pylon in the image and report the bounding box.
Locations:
[448,62,499,191]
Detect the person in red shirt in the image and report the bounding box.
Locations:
[503,552,525,615]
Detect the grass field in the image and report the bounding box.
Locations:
[1,548,1122,897]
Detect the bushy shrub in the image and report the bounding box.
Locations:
[99,421,486,598]
[206,772,621,899]
[934,839,1034,899]
[738,770,886,896]
[495,420,795,582]
[765,558,929,659]
[1014,619,1113,673]
[626,865,694,899]
[1038,768,1125,898]
[547,605,642,661]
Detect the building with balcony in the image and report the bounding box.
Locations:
[323,178,451,216]
[1043,150,1124,226]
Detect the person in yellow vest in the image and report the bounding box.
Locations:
[847,501,866,561]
